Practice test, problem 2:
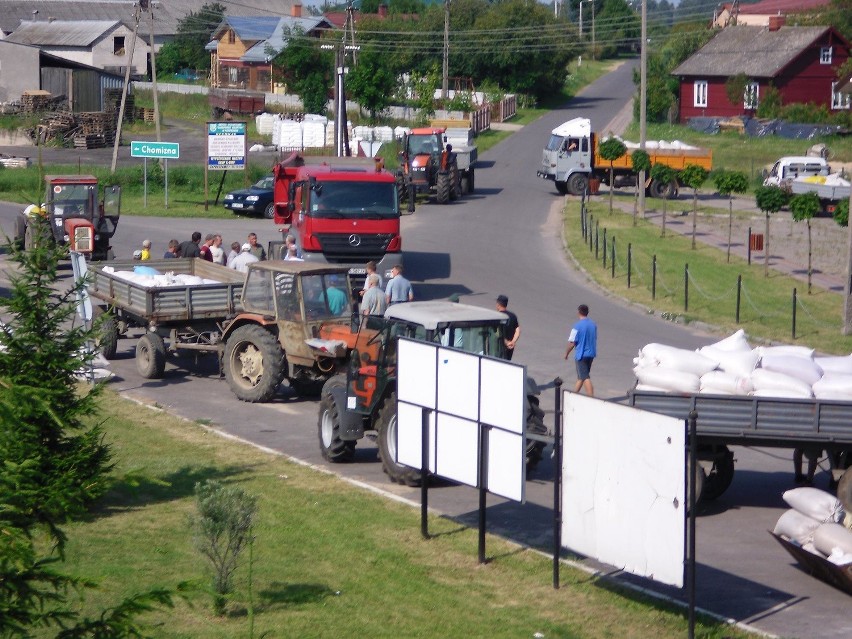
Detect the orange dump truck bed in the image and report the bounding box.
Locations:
[594,136,712,172]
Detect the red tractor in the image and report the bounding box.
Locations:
[15,175,120,260]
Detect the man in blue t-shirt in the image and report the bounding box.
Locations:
[564,304,597,396]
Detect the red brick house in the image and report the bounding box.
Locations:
[672,21,851,122]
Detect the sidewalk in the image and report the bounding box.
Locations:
[596,189,848,293]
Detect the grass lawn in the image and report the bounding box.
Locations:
[564,199,852,354]
[46,390,751,639]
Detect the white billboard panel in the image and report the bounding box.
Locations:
[436,348,479,420]
[435,413,479,487]
[486,429,525,502]
[396,401,436,472]
[397,339,437,408]
[562,393,686,588]
[480,358,525,434]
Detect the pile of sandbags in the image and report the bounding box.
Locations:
[101,266,222,288]
[632,329,852,399]
[773,487,852,567]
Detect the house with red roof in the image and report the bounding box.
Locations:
[672,20,850,122]
[713,0,832,28]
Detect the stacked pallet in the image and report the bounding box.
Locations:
[78,111,116,145]
[21,90,67,113]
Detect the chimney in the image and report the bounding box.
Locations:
[291,3,302,18]
[768,15,786,31]
[378,4,388,17]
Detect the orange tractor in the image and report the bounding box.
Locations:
[397,127,477,204]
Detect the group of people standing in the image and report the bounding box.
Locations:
[359,262,413,317]
[136,231,268,273]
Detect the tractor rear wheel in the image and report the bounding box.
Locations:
[223,324,284,402]
[318,376,356,463]
[377,391,422,486]
[436,172,451,204]
[449,163,461,200]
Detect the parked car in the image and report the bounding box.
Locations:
[223,175,275,219]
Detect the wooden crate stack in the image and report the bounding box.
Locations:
[74,111,116,149]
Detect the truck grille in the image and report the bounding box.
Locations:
[315,233,395,263]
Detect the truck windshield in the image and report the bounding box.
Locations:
[310,182,398,219]
[545,135,565,152]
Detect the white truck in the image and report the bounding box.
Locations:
[763,156,851,215]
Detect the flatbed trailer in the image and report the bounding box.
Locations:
[88,258,245,378]
[629,389,852,500]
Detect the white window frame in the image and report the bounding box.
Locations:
[820,47,832,65]
[744,82,759,109]
[831,82,851,110]
[693,80,708,108]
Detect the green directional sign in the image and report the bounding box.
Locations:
[130,140,180,159]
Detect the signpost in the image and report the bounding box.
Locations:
[205,122,248,210]
[130,140,180,208]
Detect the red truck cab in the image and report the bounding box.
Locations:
[272,153,404,285]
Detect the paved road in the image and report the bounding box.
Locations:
[1,62,850,638]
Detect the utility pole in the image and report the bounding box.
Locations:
[143,0,161,141]
[442,0,450,100]
[844,191,852,333]
[111,2,140,173]
[638,0,647,217]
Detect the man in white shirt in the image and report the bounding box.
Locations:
[230,243,260,273]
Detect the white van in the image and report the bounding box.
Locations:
[763,156,830,188]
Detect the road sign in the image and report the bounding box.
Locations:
[207,122,246,171]
[130,140,180,159]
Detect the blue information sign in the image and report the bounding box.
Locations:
[207,122,247,171]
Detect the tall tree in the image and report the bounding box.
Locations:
[712,169,749,262]
[680,164,708,249]
[598,137,627,215]
[156,2,226,75]
[754,185,788,278]
[790,192,822,294]
[272,28,333,115]
[347,44,399,122]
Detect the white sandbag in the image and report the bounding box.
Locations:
[827,549,852,566]
[813,523,852,556]
[814,355,852,375]
[634,366,700,393]
[632,351,658,369]
[802,541,824,557]
[640,342,680,363]
[700,370,754,395]
[773,509,822,544]
[655,347,718,376]
[634,383,671,392]
[752,388,813,398]
[812,373,852,396]
[698,346,759,377]
[704,329,751,352]
[814,390,852,400]
[760,354,823,386]
[750,369,814,397]
[783,487,845,523]
[758,345,815,359]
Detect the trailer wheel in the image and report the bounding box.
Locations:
[224,324,284,402]
[568,173,588,196]
[377,391,422,486]
[701,446,735,500]
[525,396,548,473]
[436,172,451,204]
[136,332,166,379]
[688,460,706,510]
[263,202,275,219]
[555,180,569,195]
[97,311,119,360]
[318,376,356,463]
[467,168,475,194]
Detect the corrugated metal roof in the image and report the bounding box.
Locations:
[0,1,301,38]
[6,20,121,46]
[672,26,830,78]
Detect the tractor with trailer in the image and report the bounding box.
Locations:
[272,152,412,289]
[15,174,121,260]
[88,258,361,400]
[397,126,477,204]
[537,117,712,198]
[317,301,548,485]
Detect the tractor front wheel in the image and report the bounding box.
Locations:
[376,392,422,486]
[436,172,451,204]
[318,376,356,462]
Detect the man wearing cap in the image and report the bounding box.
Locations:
[496,294,520,361]
[229,242,260,273]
